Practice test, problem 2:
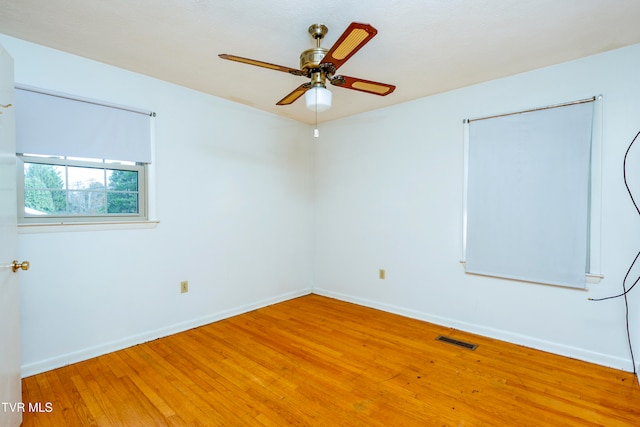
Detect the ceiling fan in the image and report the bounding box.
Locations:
[219,22,396,112]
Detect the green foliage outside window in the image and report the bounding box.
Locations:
[108,170,138,213]
[23,162,139,216]
[24,164,65,214]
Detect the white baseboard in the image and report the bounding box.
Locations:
[21,289,311,378]
[313,288,634,373]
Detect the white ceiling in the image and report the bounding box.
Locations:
[1,0,639,124]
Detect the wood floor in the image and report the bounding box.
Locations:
[21,294,640,426]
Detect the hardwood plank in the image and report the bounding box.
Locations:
[53,366,98,426]
[104,351,176,419]
[22,294,640,426]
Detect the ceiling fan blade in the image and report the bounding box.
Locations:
[320,22,377,71]
[330,76,396,96]
[219,54,304,76]
[276,83,312,106]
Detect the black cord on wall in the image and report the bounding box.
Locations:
[589,130,640,376]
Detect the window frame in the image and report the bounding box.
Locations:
[17,154,148,225]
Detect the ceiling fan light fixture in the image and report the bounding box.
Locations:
[305,86,332,112]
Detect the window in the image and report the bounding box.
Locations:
[462,97,602,288]
[18,155,146,223]
[14,85,153,224]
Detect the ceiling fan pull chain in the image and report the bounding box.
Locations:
[314,88,319,138]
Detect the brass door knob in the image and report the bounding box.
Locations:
[11,260,30,272]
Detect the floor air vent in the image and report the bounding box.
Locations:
[436,335,478,351]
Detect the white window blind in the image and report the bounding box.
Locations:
[15,86,152,163]
[463,99,595,288]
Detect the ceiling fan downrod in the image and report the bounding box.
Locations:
[308,24,328,44]
[300,24,330,84]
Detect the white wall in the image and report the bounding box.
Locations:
[4,32,640,376]
[314,44,640,371]
[0,35,315,376]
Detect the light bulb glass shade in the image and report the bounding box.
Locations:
[305,86,332,112]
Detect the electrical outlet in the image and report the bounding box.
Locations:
[379,269,386,280]
[180,280,189,293]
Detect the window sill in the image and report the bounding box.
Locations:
[459,260,603,286]
[17,220,160,234]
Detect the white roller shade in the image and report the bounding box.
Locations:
[15,86,152,163]
[464,100,594,288]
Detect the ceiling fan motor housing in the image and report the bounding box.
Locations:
[300,47,330,88]
[300,48,327,72]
